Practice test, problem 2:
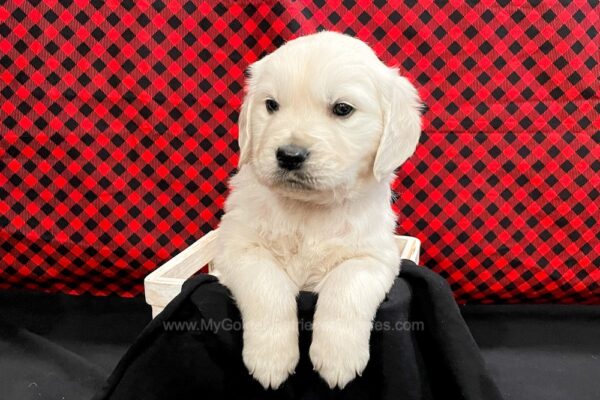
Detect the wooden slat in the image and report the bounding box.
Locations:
[145,229,421,318]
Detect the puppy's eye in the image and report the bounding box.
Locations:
[332,102,354,117]
[265,99,279,113]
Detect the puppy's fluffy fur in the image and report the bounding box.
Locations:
[212,31,422,389]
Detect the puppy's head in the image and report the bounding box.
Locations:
[238,31,421,203]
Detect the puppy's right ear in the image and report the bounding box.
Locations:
[237,90,252,167]
[238,60,264,167]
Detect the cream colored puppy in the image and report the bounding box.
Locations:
[212,31,421,389]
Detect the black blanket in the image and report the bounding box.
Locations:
[94,261,503,400]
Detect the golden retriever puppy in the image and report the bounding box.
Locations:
[212,31,422,389]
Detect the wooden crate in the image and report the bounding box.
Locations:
[144,229,421,318]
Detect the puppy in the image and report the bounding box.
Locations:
[212,31,421,389]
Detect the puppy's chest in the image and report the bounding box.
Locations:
[260,232,356,291]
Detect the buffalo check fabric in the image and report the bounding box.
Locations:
[0,0,598,303]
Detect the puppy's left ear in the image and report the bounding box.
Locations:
[373,72,422,182]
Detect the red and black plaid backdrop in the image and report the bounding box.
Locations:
[1,0,598,303]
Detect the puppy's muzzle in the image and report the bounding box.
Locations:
[276,145,310,171]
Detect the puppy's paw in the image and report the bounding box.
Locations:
[243,322,299,389]
[309,320,371,389]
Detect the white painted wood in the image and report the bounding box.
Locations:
[145,229,421,318]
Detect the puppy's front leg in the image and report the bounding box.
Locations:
[217,250,299,389]
[310,257,398,389]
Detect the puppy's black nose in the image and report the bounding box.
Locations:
[276,145,309,170]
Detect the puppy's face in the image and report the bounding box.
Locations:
[238,32,421,204]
